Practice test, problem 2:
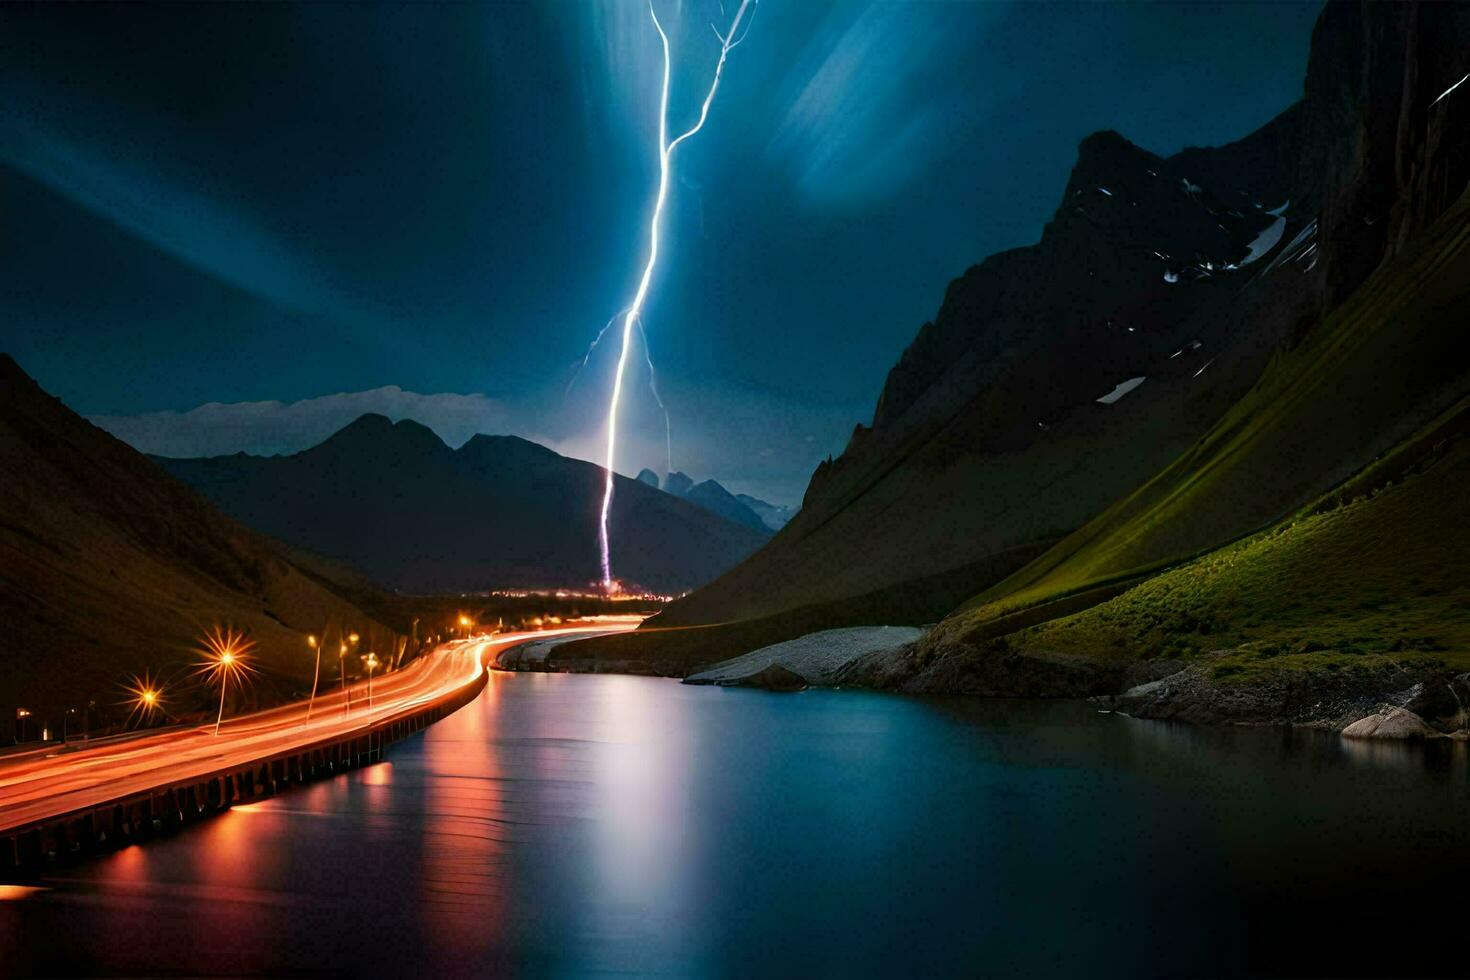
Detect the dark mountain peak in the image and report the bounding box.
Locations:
[311,413,449,460]
[690,478,733,499]
[0,353,54,409]
[459,432,553,456]
[685,480,771,535]
[1167,100,1303,209]
[665,471,694,496]
[161,422,768,593]
[456,433,564,476]
[0,352,27,382]
[734,493,797,532]
[636,468,660,488]
[863,111,1282,443]
[1072,129,1159,172]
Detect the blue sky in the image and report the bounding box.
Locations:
[0,1,1321,502]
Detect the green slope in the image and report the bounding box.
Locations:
[1007,397,1470,684]
[932,190,1470,648]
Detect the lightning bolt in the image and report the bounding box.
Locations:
[597,0,755,591]
[565,310,670,476]
[636,317,673,476]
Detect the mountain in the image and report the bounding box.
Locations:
[736,494,796,532]
[655,469,773,533]
[0,355,401,712]
[682,480,770,534]
[561,1,1470,691]
[656,117,1308,630]
[155,416,768,594]
[664,471,694,497]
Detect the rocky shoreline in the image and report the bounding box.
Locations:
[500,625,1470,740]
[836,636,1470,738]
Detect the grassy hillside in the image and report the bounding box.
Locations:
[932,190,1470,649]
[1006,398,1470,686]
[0,356,408,725]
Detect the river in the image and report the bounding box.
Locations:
[3,673,1468,977]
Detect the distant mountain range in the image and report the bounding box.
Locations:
[563,1,1470,714]
[155,416,769,594]
[637,468,795,532]
[0,355,402,711]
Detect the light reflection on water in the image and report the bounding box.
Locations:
[3,674,1469,977]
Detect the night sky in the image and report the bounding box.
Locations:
[0,1,1321,502]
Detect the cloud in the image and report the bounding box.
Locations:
[91,387,533,459]
[765,1,989,208]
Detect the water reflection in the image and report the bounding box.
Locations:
[4,679,1470,977]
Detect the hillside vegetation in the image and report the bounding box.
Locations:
[932,190,1470,651]
[1009,398,1470,685]
[0,356,407,722]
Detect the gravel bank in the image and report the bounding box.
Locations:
[684,626,923,687]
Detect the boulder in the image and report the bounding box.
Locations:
[1342,707,1439,740]
[720,663,809,692]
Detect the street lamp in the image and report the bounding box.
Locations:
[306,633,322,720]
[342,632,360,714]
[198,626,254,736]
[364,652,380,707]
[15,707,30,743]
[339,642,349,714]
[123,674,166,729]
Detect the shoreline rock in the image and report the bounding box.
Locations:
[1341,707,1439,740]
[714,663,809,692]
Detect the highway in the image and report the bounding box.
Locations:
[0,624,635,835]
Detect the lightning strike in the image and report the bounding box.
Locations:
[566,311,625,397]
[566,311,670,475]
[637,317,673,476]
[596,0,755,591]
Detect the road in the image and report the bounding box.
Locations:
[0,624,636,835]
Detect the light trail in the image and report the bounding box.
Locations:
[597,0,755,590]
[0,625,639,835]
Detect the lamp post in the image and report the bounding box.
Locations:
[340,633,359,715]
[307,633,321,720]
[16,707,29,743]
[199,627,254,737]
[364,652,380,708]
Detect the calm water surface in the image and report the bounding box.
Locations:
[3,673,1468,977]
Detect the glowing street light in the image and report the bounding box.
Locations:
[364,652,380,708]
[339,641,350,715]
[197,626,255,736]
[341,632,359,714]
[122,673,167,729]
[306,632,322,720]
